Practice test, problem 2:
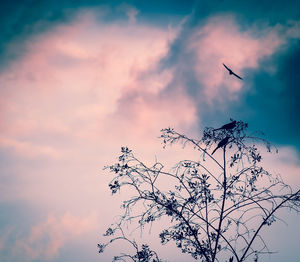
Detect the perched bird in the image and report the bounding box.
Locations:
[214,120,237,131]
[212,137,230,155]
[223,63,243,80]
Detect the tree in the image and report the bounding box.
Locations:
[98,120,300,262]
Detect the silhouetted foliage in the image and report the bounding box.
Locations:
[99,120,300,262]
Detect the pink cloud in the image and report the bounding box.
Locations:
[10,212,98,261]
[108,88,197,139]
[0,10,299,262]
[0,11,183,159]
[0,10,198,216]
[187,15,283,101]
[0,137,62,159]
[0,11,298,208]
[262,146,300,188]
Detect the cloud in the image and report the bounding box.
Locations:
[161,15,286,108]
[215,22,300,151]
[0,137,62,159]
[0,6,299,262]
[191,0,300,26]
[117,3,140,24]
[0,6,298,213]
[0,9,197,216]
[264,146,300,187]
[187,15,283,101]
[0,10,183,158]
[0,212,98,262]
[160,12,300,153]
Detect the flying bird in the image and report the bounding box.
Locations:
[223,63,243,80]
[212,136,230,155]
[214,120,237,131]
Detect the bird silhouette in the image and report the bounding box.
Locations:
[212,136,230,155]
[223,63,243,80]
[214,120,237,131]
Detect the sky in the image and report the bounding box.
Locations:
[0,0,300,261]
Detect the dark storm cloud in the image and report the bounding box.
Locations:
[0,0,196,69]
[227,40,300,151]
[1,0,299,151]
[192,0,300,26]
[199,1,300,151]
[0,0,80,69]
[158,0,300,152]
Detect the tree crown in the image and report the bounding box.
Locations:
[99,120,300,262]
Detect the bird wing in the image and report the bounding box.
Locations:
[232,72,243,80]
[223,63,230,72]
[219,137,229,147]
[212,137,229,155]
[223,63,243,80]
